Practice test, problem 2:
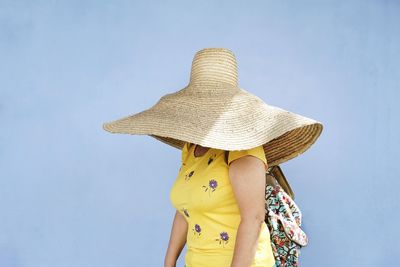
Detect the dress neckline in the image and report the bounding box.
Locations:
[191,143,212,160]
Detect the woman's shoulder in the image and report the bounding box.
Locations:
[227,145,267,170]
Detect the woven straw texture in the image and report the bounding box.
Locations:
[103,48,323,166]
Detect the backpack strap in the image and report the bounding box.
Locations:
[224,150,229,165]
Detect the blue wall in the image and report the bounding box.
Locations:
[1,1,399,266]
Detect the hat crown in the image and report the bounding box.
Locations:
[189,48,238,87]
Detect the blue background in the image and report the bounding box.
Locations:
[1,1,399,266]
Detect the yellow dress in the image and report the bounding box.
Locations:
[169,142,275,267]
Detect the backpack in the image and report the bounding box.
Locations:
[264,166,308,267]
[223,150,309,267]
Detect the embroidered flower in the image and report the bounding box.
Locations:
[215,231,229,247]
[202,179,218,196]
[192,223,202,237]
[181,208,190,218]
[185,170,195,181]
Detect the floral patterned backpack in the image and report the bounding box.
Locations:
[264,166,308,267]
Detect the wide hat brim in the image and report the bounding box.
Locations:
[103,81,323,166]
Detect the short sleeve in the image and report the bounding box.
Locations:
[227,145,268,170]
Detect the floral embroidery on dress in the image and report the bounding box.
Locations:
[192,224,202,237]
[181,208,190,218]
[185,170,195,181]
[215,231,229,247]
[207,153,217,165]
[202,179,218,196]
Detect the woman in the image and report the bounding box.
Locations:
[167,142,275,266]
[103,48,323,267]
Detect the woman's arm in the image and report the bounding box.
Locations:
[164,210,188,267]
[228,155,268,267]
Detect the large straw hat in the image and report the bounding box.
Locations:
[102,47,323,166]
